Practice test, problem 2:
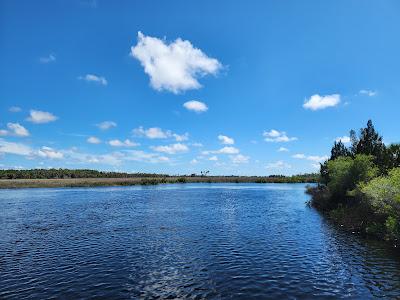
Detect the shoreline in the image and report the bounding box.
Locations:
[0,176,317,189]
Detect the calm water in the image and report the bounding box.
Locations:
[0,183,399,299]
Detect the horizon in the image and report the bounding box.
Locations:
[1,0,400,176]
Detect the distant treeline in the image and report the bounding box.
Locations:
[0,168,318,183]
[0,169,169,179]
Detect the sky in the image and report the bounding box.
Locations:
[1,0,399,176]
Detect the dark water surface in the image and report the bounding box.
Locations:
[0,183,399,299]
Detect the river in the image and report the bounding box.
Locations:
[0,183,399,299]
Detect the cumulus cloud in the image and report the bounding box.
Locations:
[359,89,377,97]
[151,143,189,154]
[78,74,107,86]
[96,121,117,130]
[292,153,328,162]
[37,146,64,159]
[133,126,188,141]
[209,155,218,161]
[9,106,21,113]
[108,139,139,147]
[335,136,351,144]
[87,136,101,144]
[217,146,239,154]
[190,159,199,164]
[183,100,208,113]
[265,161,291,169]
[218,135,234,145]
[263,130,297,142]
[27,110,58,124]
[7,123,30,137]
[131,32,222,93]
[124,150,170,163]
[0,139,32,156]
[39,53,56,63]
[0,123,30,137]
[278,147,289,152]
[303,94,341,111]
[230,154,249,164]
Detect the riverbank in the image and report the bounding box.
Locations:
[0,176,318,189]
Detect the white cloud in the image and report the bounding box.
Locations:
[87,136,101,144]
[0,130,8,136]
[0,139,32,156]
[303,94,341,111]
[9,106,21,113]
[230,154,249,164]
[131,32,222,93]
[151,143,189,154]
[292,153,328,162]
[133,126,188,141]
[108,139,139,147]
[78,74,107,86]
[191,142,203,147]
[217,146,239,154]
[37,146,64,159]
[359,89,377,97]
[39,53,56,63]
[124,150,170,163]
[209,155,218,161]
[278,147,289,152]
[218,135,234,145]
[311,163,321,169]
[27,110,58,124]
[96,121,117,130]
[335,136,351,144]
[173,133,189,142]
[183,100,208,113]
[7,123,30,137]
[265,161,291,169]
[202,146,240,155]
[190,159,199,165]
[263,130,297,142]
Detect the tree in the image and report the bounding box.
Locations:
[331,141,351,160]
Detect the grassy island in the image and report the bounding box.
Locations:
[307,120,400,246]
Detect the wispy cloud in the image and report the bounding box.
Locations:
[303,94,340,110]
[96,121,117,130]
[78,74,107,86]
[230,154,249,164]
[292,153,328,162]
[133,126,188,141]
[278,147,289,152]
[151,143,189,154]
[131,32,222,93]
[108,139,139,147]
[9,106,21,113]
[87,136,101,144]
[39,53,56,63]
[263,130,297,142]
[4,123,30,137]
[359,89,377,97]
[265,161,291,170]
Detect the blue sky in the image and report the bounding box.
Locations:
[1,0,399,175]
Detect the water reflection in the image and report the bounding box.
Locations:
[0,183,399,299]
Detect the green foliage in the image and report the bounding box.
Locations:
[327,155,377,199]
[310,120,400,245]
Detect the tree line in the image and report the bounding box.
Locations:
[308,120,400,245]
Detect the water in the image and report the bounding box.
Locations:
[0,183,399,299]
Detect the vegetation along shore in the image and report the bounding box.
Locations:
[0,170,318,189]
[307,120,400,246]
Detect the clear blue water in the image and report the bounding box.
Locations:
[0,183,399,299]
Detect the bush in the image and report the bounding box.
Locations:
[327,155,378,199]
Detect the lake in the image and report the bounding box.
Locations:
[1,183,399,299]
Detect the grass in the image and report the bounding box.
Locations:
[0,176,317,189]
